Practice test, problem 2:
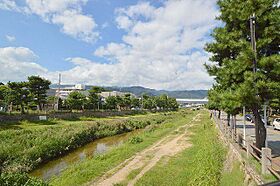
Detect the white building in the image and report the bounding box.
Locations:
[54,84,86,100]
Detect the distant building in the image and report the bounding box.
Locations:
[100,91,129,98]
[47,84,86,100]
[47,86,135,100]
[176,98,208,108]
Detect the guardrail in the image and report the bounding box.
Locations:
[212,111,280,180]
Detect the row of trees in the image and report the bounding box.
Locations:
[0,78,179,113]
[64,89,179,111]
[206,0,280,149]
[0,76,51,114]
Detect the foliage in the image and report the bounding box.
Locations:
[88,86,104,110]
[65,91,86,110]
[142,94,178,110]
[0,172,47,186]
[7,81,30,114]
[105,96,118,110]
[0,85,11,111]
[129,136,143,144]
[205,0,280,148]
[0,113,170,173]
[131,97,140,108]
[28,76,51,111]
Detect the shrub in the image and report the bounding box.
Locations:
[129,136,143,144]
[0,172,47,186]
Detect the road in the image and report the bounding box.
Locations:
[220,112,280,158]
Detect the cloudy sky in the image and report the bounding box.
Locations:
[0,0,219,90]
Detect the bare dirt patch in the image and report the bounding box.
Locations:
[91,114,200,186]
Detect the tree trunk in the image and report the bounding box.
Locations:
[233,115,236,135]
[252,104,266,149]
[218,110,221,119]
[227,113,230,126]
[38,102,42,111]
[21,104,25,114]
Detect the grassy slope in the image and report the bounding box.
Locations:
[220,161,245,186]
[49,110,196,186]
[135,110,226,186]
[0,112,171,173]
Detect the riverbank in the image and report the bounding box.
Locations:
[0,111,173,174]
[49,109,196,186]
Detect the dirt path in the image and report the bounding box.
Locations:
[90,113,200,186]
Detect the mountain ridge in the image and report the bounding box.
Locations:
[50,84,208,99]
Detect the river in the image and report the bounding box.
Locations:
[30,130,139,181]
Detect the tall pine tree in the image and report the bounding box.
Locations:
[206,0,280,148]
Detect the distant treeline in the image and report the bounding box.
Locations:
[0,77,179,114]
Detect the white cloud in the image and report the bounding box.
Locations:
[87,0,217,90]
[0,47,47,82]
[51,10,99,43]
[1,0,218,90]
[46,0,218,90]
[0,0,99,43]
[5,35,16,42]
[0,0,30,13]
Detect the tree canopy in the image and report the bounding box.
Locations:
[205,0,280,148]
[28,76,51,110]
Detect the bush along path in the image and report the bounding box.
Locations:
[49,109,196,186]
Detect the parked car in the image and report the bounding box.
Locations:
[245,114,253,122]
[273,118,280,130]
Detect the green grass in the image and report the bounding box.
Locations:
[49,109,197,186]
[220,162,245,186]
[237,147,277,183]
[0,111,175,173]
[135,110,226,186]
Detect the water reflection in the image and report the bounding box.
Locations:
[30,131,138,180]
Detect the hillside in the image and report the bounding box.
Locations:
[105,86,208,99]
[50,85,208,99]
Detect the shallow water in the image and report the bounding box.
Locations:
[30,131,139,181]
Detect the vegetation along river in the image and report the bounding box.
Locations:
[30,130,140,181]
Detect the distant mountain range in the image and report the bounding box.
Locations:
[50,85,208,99]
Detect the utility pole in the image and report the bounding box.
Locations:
[264,104,268,147]
[250,13,257,73]
[243,106,246,146]
[55,73,61,110]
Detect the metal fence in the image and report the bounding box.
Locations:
[212,111,280,180]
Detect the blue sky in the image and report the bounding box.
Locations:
[0,0,218,90]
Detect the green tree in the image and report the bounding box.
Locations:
[123,94,132,109]
[167,97,179,110]
[143,97,156,110]
[131,97,140,108]
[66,91,86,110]
[7,82,30,114]
[88,86,104,110]
[156,94,168,110]
[105,96,117,110]
[205,0,280,148]
[0,85,11,111]
[27,76,51,111]
[207,87,223,118]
